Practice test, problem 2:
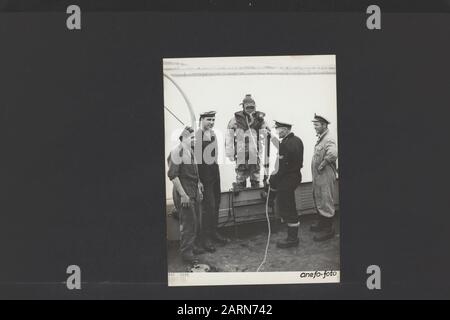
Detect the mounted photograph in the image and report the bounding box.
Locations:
[163,55,339,286]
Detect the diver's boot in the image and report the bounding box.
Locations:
[277,226,299,248]
[313,218,335,242]
[310,215,326,232]
[250,180,260,188]
[232,182,246,195]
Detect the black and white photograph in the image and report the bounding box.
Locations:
[4,0,450,302]
[164,55,340,286]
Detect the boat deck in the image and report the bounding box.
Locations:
[167,213,340,273]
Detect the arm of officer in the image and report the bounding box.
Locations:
[291,138,304,170]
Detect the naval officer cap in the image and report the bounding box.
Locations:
[199,111,217,119]
[274,120,292,129]
[312,113,331,124]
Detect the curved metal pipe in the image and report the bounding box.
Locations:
[163,72,196,130]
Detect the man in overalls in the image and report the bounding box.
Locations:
[167,126,204,264]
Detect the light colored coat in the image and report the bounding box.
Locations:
[311,129,338,218]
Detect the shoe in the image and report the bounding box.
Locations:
[277,237,300,248]
[250,181,260,188]
[232,182,245,195]
[313,217,335,241]
[210,232,230,245]
[276,226,299,249]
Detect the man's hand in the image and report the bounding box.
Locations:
[197,182,204,201]
[268,174,276,188]
[181,194,191,208]
[318,163,325,173]
[227,156,235,162]
[270,136,280,149]
[267,182,277,206]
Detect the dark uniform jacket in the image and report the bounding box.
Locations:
[270,132,304,187]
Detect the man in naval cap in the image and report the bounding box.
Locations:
[310,114,338,242]
[269,120,304,248]
[195,111,229,251]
